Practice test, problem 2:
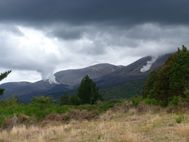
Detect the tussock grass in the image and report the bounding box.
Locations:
[0,104,189,142]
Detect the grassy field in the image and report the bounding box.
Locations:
[0,98,121,126]
[0,102,189,142]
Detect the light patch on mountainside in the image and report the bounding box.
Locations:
[140,57,158,72]
[48,74,59,84]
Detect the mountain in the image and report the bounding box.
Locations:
[0,54,172,102]
[0,63,121,102]
[0,81,70,102]
[96,56,152,87]
[96,54,171,99]
[55,63,122,86]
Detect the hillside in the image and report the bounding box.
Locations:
[144,46,189,105]
[97,54,171,99]
[0,54,171,102]
[55,63,121,86]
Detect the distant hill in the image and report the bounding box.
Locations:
[0,53,171,102]
[0,81,70,102]
[55,63,122,86]
[96,54,171,99]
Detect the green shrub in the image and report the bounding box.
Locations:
[131,96,142,107]
[32,96,53,105]
[168,96,182,106]
[144,98,159,105]
[175,114,184,124]
[184,89,189,103]
[70,95,81,105]
[60,95,71,105]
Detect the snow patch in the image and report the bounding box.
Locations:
[48,74,59,84]
[140,57,157,72]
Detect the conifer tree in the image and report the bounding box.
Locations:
[77,75,102,104]
[0,71,11,95]
[144,46,189,105]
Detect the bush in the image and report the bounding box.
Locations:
[70,95,81,105]
[60,95,71,105]
[175,114,184,124]
[144,98,159,105]
[32,96,53,105]
[168,96,182,106]
[131,96,142,107]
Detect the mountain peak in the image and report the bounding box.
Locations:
[54,63,121,86]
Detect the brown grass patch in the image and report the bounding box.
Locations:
[1,103,189,142]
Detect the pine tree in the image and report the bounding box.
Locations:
[144,46,189,105]
[77,75,102,104]
[0,71,11,95]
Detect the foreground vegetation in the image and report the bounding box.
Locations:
[1,45,189,141]
[144,45,189,106]
[1,100,189,142]
[0,97,121,128]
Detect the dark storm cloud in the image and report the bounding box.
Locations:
[0,0,189,26]
[1,0,189,83]
[45,24,83,40]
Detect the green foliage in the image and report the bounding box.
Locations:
[168,96,182,107]
[60,95,71,105]
[0,71,11,82]
[144,45,189,105]
[0,98,121,126]
[143,98,159,105]
[184,89,189,103]
[102,79,145,100]
[60,95,80,105]
[32,96,53,105]
[0,98,71,125]
[69,95,81,105]
[77,100,122,112]
[60,79,145,102]
[131,96,142,107]
[0,71,11,95]
[175,114,184,124]
[77,75,102,104]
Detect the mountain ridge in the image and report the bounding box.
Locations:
[0,53,172,102]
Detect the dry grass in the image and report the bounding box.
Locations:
[0,106,189,142]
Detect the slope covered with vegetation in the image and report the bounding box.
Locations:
[144,46,189,105]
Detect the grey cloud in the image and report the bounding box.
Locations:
[0,24,23,36]
[0,0,189,26]
[0,25,62,80]
[1,0,189,83]
[45,24,83,40]
[1,23,189,82]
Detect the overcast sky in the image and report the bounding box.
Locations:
[1,0,189,83]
